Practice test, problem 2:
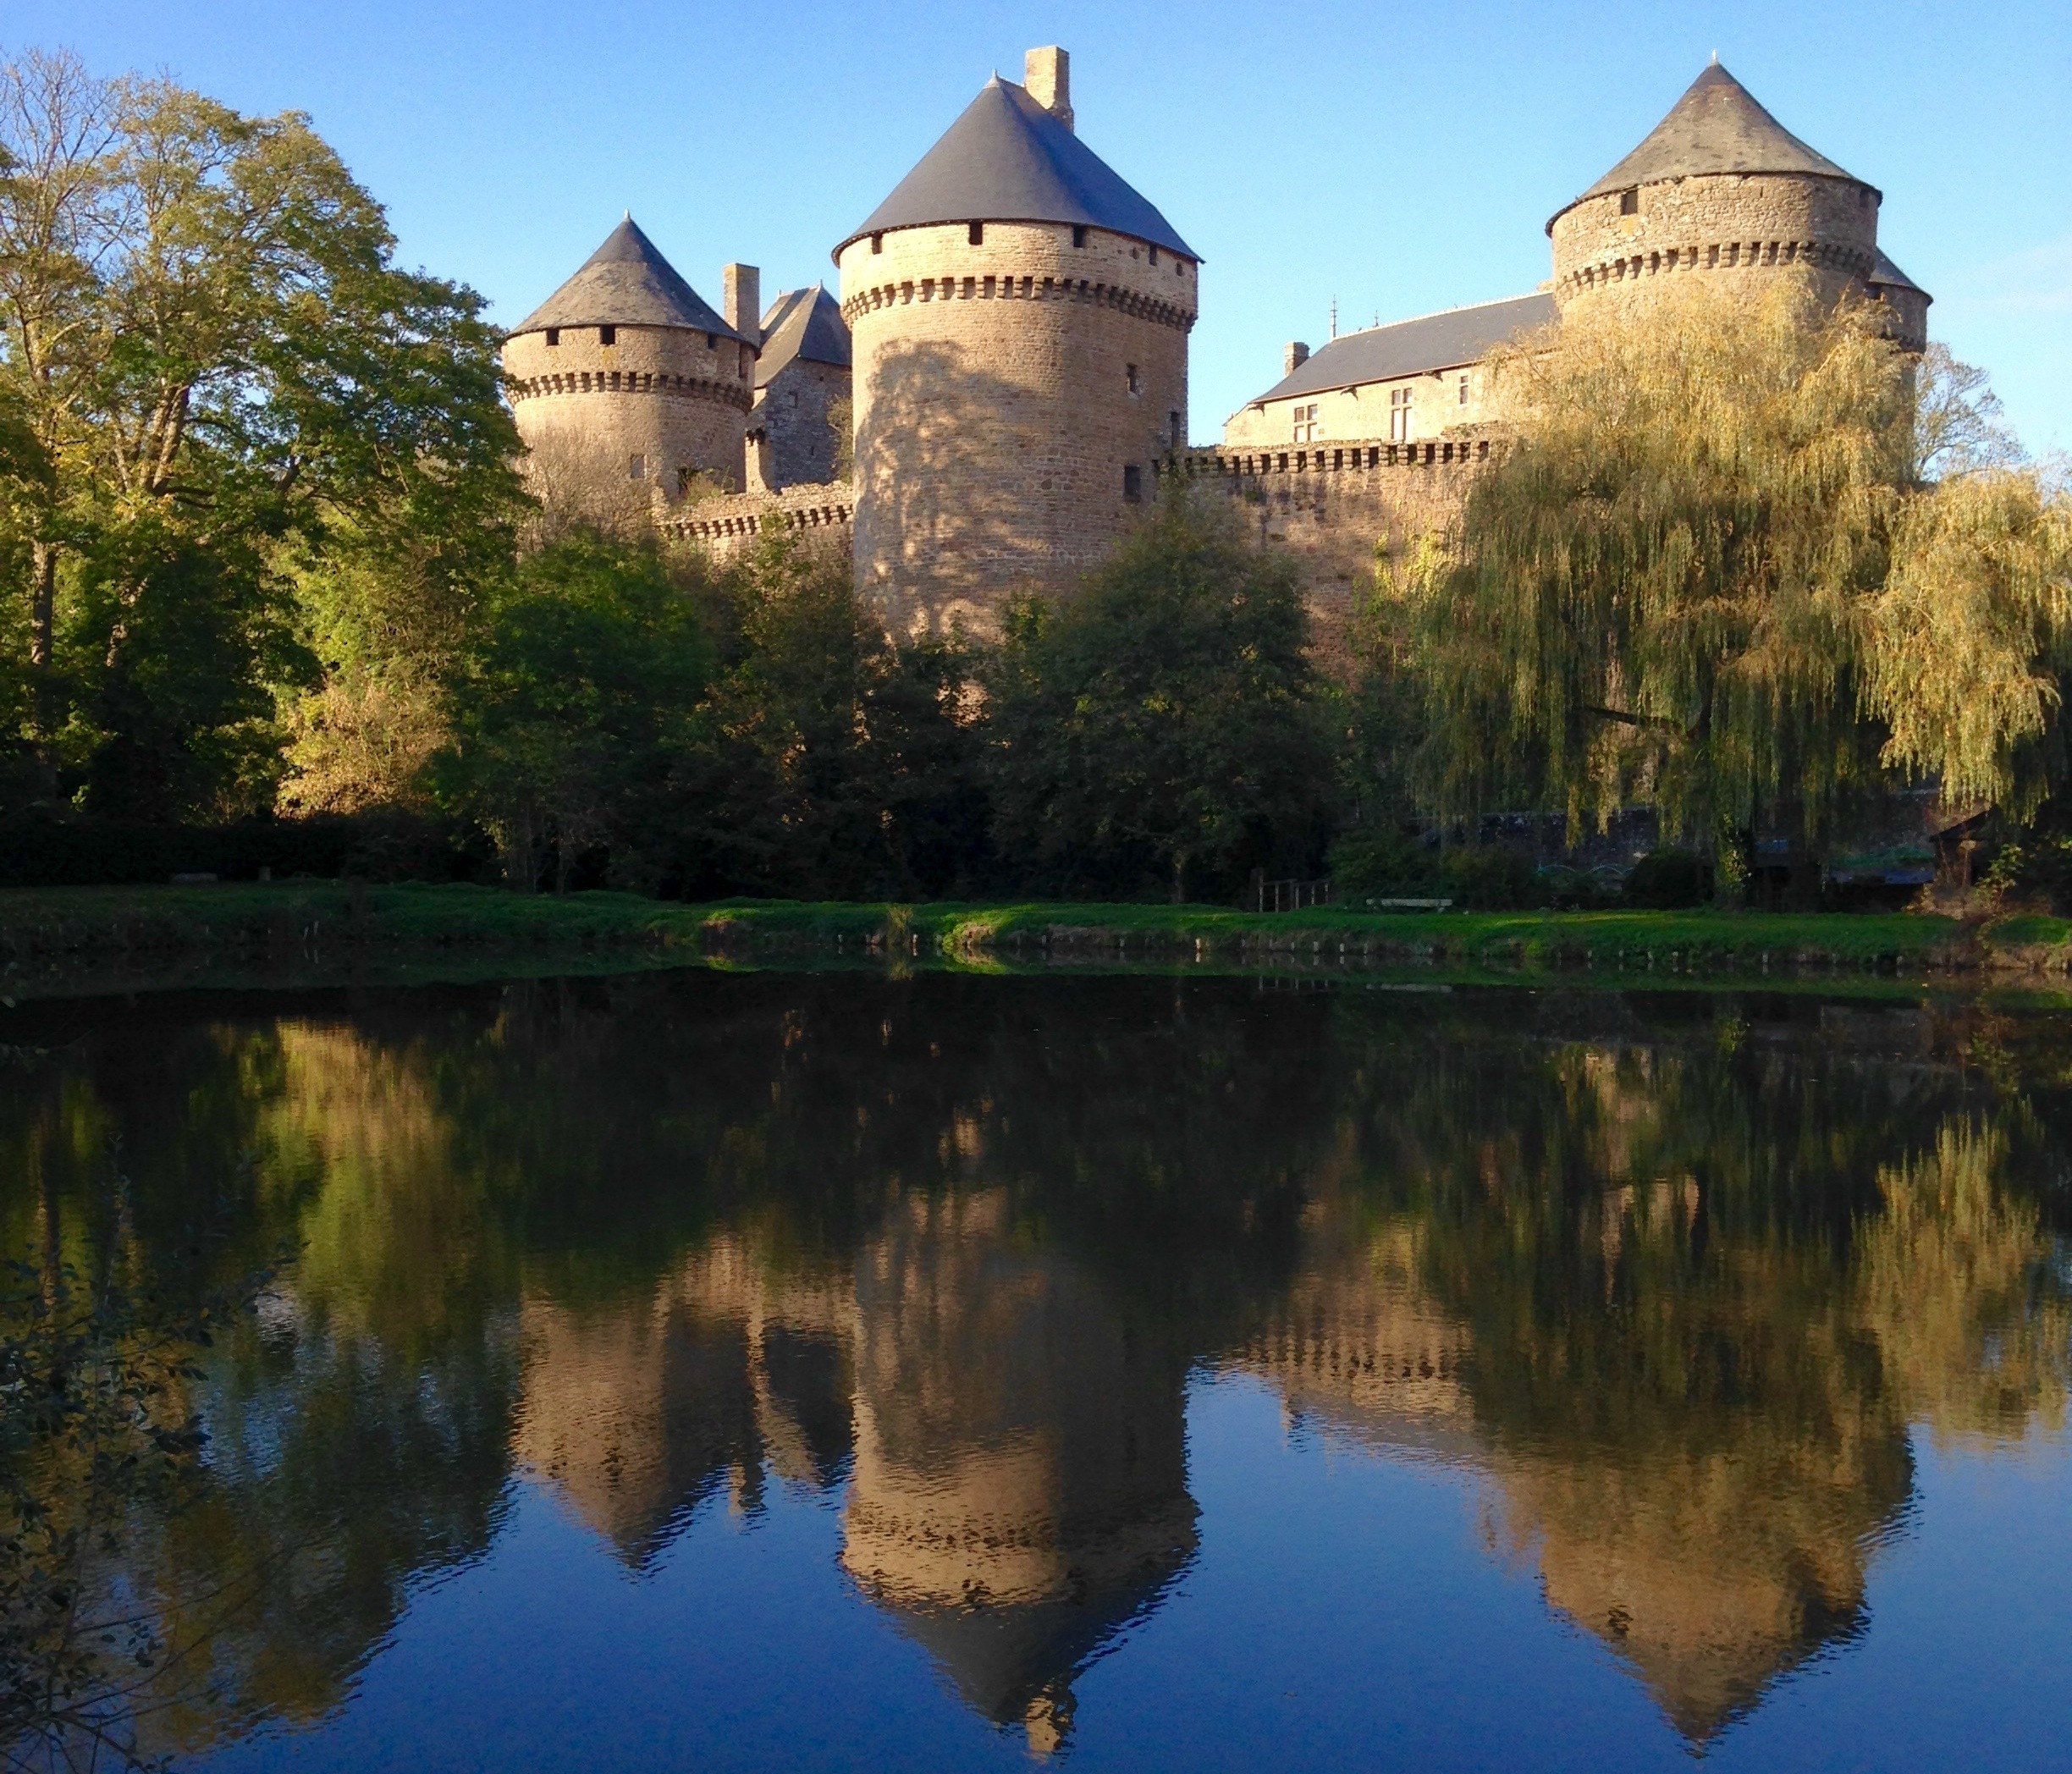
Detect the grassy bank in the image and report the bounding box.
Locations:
[0,884,2067,988]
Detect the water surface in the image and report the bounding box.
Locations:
[3,971,2068,1770]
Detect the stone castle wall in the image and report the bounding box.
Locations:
[838,220,1197,637]
[504,321,755,524]
[1550,173,1879,317]
[752,356,851,491]
[658,480,857,565]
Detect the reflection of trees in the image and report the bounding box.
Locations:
[1,980,2068,1762]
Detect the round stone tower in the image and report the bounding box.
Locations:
[1547,62,1926,350]
[834,47,1199,636]
[503,217,757,529]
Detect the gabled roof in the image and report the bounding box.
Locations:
[1244,294,1557,406]
[510,217,749,344]
[1550,63,1868,230]
[835,76,1194,261]
[754,285,851,388]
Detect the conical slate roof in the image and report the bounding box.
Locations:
[1550,63,1867,229]
[835,76,1194,261]
[510,217,749,343]
[1867,248,1926,295]
[754,284,851,388]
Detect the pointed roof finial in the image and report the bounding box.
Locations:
[1711,49,1719,64]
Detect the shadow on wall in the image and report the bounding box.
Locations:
[860,341,1092,639]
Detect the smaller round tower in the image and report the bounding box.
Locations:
[1547,62,1927,350]
[503,218,757,528]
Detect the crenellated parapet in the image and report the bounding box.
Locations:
[840,269,1195,335]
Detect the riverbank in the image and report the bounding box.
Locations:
[0,884,2067,991]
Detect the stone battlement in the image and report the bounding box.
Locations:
[658,481,857,561]
[840,270,1195,335]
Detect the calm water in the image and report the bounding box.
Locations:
[3,969,2069,1771]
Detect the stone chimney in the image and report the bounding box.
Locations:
[1284,341,1310,374]
[1025,47,1072,132]
[723,263,761,346]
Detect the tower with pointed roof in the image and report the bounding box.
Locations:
[503,217,758,528]
[1546,62,1928,349]
[835,47,1200,634]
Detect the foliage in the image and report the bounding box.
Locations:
[0,49,524,822]
[1409,273,2072,852]
[1623,847,1714,909]
[985,494,1334,901]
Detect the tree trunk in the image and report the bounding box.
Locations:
[29,539,58,733]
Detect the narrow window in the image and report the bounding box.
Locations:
[871,232,884,254]
[677,466,692,497]
[706,333,716,350]
[628,454,645,480]
[598,325,617,346]
[1127,363,1141,394]
[1389,387,1413,443]
[1149,245,1159,265]
[1122,464,1143,503]
[1458,374,1469,406]
[1619,188,1639,216]
[1170,410,1182,448]
[968,220,984,245]
[1072,224,1088,248]
[544,327,560,347]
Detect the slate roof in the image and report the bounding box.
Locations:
[1867,248,1927,297]
[510,217,750,344]
[754,285,851,388]
[835,76,1194,261]
[1244,294,1557,406]
[1551,62,1867,229]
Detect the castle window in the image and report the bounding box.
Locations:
[1149,245,1159,265]
[1292,402,1319,444]
[1170,410,1183,448]
[968,221,984,245]
[1127,363,1141,394]
[1122,464,1143,504]
[599,325,617,346]
[1389,386,1413,442]
[871,233,883,254]
[707,333,717,350]
[1072,224,1088,248]
[628,454,646,481]
[1619,188,1639,216]
[544,328,560,348]
[1458,374,1469,405]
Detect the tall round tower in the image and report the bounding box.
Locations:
[1547,62,1927,350]
[503,218,757,529]
[835,47,1199,636]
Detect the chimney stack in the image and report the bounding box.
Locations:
[1284,341,1310,375]
[723,263,761,345]
[1025,47,1072,132]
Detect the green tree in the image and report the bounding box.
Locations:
[1409,274,2070,861]
[0,49,522,819]
[984,494,1333,901]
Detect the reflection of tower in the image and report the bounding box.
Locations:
[835,47,1199,636]
[841,1190,1197,1755]
[1546,63,1929,349]
[511,1240,854,1561]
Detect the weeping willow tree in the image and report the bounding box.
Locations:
[1409,273,2072,851]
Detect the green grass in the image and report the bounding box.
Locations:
[1,884,2065,987]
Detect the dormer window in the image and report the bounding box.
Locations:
[544,328,560,347]
[598,325,616,346]
[1072,224,1088,248]
[968,221,984,245]
[1619,188,1639,216]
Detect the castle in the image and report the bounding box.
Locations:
[504,52,1930,650]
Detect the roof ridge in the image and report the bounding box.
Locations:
[1319,291,1549,343]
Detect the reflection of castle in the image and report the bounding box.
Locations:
[512,1193,1195,1755]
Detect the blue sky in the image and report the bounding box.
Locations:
[15,0,2070,451]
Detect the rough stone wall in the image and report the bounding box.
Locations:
[1171,437,1491,674]
[658,480,856,567]
[838,220,1197,637]
[504,321,755,527]
[1550,173,1880,317]
[752,356,851,491]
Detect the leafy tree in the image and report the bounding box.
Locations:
[0,49,522,819]
[985,494,1333,901]
[1409,274,2070,862]
[433,532,710,892]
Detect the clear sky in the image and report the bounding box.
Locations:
[14,0,2070,452]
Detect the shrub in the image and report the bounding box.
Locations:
[1623,848,1714,909]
